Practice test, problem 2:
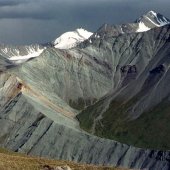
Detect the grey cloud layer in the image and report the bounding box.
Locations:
[0,0,29,7]
[0,0,169,20]
[0,0,169,44]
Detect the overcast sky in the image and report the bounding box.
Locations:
[0,0,169,45]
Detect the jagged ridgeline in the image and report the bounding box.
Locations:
[0,11,170,170]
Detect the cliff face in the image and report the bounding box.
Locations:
[0,24,170,170]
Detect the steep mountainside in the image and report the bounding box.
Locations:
[77,24,170,150]
[0,71,170,170]
[13,47,113,110]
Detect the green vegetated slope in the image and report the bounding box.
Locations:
[78,96,170,150]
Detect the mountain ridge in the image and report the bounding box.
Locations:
[86,10,170,45]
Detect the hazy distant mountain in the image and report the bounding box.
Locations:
[0,44,44,63]
[0,11,170,170]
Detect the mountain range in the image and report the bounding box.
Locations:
[0,10,170,170]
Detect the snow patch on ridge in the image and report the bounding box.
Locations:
[145,16,160,26]
[157,17,170,26]
[149,10,157,17]
[136,22,151,32]
[10,49,44,61]
[54,28,93,49]
[9,48,44,63]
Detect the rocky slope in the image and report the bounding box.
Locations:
[77,24,170,150]
[12,47,113,110]
[0,72,170,170]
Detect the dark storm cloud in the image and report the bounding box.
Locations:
[0,0,169,44]
[0,0,28,7]
[0,0,169,20]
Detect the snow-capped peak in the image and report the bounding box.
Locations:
[148,10,157,16]
[146,10,170,26]
[136,10,170,33]
[54,28,93,49]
